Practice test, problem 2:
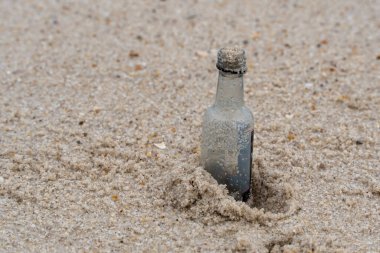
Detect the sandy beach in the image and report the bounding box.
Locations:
[0,0,379,252]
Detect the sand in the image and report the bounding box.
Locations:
[0,0,379,252]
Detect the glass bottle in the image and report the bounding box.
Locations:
[201,47,254,201]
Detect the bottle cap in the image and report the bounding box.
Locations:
[216,47,247,74]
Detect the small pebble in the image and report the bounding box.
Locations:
[154,142,166,149]
[318,163,326,170]
[355,140,363,145]
[252,32,261,40]
[134,64,143,71]
[285,114,294,119]
[0,176,4,184]
[287,132,296,141]
[93,106,101,113]
[195,50,209,58]
[304,82,313,89]
[129,50,140,58]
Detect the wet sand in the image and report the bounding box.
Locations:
[0,0,379,252]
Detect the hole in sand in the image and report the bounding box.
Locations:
[161,162,294,223]
[247,159,291,214]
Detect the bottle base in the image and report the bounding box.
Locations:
[242,189,250,202]
[230,188,251,202]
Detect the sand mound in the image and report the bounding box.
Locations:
[160,162,300,225]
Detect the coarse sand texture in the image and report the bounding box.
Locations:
[0,0,379,252]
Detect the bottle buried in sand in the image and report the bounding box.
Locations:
[201,47,254,202]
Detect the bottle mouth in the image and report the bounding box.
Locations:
[216,47,247,74]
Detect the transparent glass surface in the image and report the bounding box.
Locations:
[201,71,254,201]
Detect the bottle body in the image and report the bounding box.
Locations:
[201,71,254,201]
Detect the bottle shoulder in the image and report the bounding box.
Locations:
[204,105,254,124]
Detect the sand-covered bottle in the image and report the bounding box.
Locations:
[201,47,254,201]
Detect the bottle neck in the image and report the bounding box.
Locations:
[215,70,245,108]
